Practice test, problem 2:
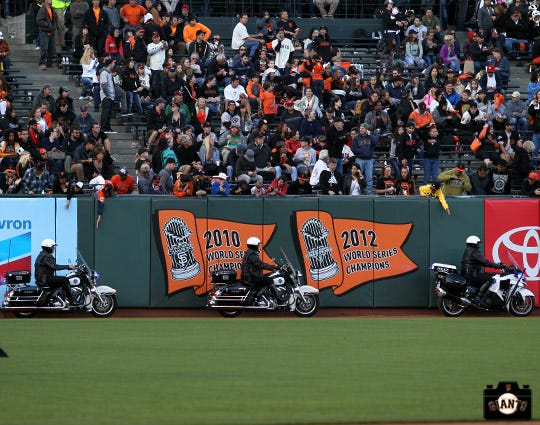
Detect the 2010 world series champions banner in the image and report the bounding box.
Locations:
[156,209,277,295]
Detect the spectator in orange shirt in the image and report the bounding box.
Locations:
[172,165,194,197]
[260,82,276,123]
[110,167,134,194]
[246,74,263,113]
[120,0,147,33]
[408,101,435,139]
[183,17,211,49]
[311,57,325,102]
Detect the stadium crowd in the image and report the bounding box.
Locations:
[0,0,539,199]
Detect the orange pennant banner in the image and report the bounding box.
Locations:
[157,210,276,295]
[295,211,417,295]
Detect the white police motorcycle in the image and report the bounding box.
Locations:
[207,248,320,318]
[431,255,534,317]
[2,252,117,318]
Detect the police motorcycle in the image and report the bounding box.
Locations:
[2,251,118,318]
[431,254,534,317]
[207,248,320,318]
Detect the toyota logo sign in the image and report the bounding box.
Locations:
[492,226,540,281]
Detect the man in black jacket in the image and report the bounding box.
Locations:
[36,0,57,70]
[461,235,503,304]
[83,0,109,57]
[131,28,148,65]
[325,118,348,174]
[241,236,279,304]
[34,239,76,304]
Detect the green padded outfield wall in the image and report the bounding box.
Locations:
[73,195,488,308]
[7,195,521,308]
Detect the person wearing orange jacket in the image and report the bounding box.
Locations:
[110,167,134,194]
[183,17,211,49]
[246,74,263,113]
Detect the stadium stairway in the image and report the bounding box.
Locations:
[1,16,136,178]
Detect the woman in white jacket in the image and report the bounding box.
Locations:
[80,46,98,100]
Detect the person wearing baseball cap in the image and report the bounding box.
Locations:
[437,162,472,196]
[520,172,540,196]
[236,148,263,185]
[507,90,528,133]
[419,181,450,215]
[211,172,230,196]
[146,29,168,98]
[479,63,502,100]
[175,2,194,21]
[21,161,52,195]
[279,98,303,124]
[111,167,134,194]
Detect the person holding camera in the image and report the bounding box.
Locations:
[272,28,294,75]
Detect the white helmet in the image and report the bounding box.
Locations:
[466,235,481,245]
[247,236,261,246]
[41,238,57,248]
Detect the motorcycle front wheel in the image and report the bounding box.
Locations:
[91,294,117,318]
[218,310,242,318]
[438,296,465,317]
[509,295,534,317]
[294,294,319,317]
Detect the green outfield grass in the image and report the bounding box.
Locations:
[0,317,538,425]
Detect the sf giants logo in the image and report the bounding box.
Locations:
[492,226,540,281]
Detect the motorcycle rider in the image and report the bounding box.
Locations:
[241,236,279,305]
[461,235,503,304]
[34,239,77,305]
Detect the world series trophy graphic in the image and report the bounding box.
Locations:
[162,217,201,280]
[301,218,339,281]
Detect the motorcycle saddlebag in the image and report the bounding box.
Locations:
[211,269,237,284]
[12,286,41,296]
[444,273,467,294]
[5,270,31,285]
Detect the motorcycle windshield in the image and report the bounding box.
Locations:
[280,247,296,276]
[500,250,525,279]
[76,250,91,271]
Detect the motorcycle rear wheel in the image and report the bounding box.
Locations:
[218,310,242,318]
[438,296,465,317]
[91,294,117,318]
[509,295,534,317]
[13,311,35,318]
[294,294,319,317]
